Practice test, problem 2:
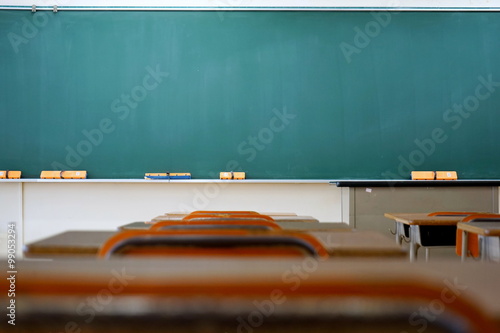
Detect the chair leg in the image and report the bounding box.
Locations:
[480,236,486,262]
[409,225,420,262]
[461,230,468,262]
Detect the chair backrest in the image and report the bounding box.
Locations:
[98,230,329,259]
[183,214,275,222]
[150,220,282,231]
[461,213,500,223]
[188,210,261,216]
[428,211,488,217]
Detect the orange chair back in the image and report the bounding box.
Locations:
[188,210,260,215]
[98,229,328,259]
[151,220,282,231]
[183,214,274,222]
[428,211,487,217]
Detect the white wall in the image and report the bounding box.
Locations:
[0,181,343,252]
[0,183,23,258]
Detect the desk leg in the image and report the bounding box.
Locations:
[479,236,486,262]
[409,225,419,262]
[461,230,468,262]
[396,222,403,245]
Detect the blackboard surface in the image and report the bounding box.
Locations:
[1,10,499,179]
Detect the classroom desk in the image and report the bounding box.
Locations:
[11,258,500,332]
[267,215,319,222]
[384,213,462,262]
[457,222,500,262]
[276,222,349,231]
[119,221,350,231]
[23,231,118,258]
[150,215,319,223]
[23,229,405,259]
[309,230,407,258]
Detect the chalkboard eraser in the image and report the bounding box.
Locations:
[411,171,435,180]
[220,171,245,180]
[436,171,458,180]
[0,171,21,179]
[145,173,191,180]
[40,170,87,179]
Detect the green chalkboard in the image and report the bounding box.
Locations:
[1,10,500,179]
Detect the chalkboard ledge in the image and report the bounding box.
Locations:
[2,179,500,186]
[332,180,500,187]
[0,179,332,184]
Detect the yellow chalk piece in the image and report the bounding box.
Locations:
[411,171,435,180]
[220,172,246,180]
[233,172,245,180]
[220,172,231,180]
[145,173,169,178]
[436,171,457,180]
[170,173,191,178]
[0,171,21,179]
[145,173,191,179]
[41,171,87,179]
[40,171,63,179]
[62,171,87,179]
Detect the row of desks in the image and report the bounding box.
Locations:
[24,222,407,259]
[24,213,500,261]
[385,213,500,262]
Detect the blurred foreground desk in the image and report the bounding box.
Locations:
[8,258,499,333]
[310,230,406,258]
[23,229,405,259]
